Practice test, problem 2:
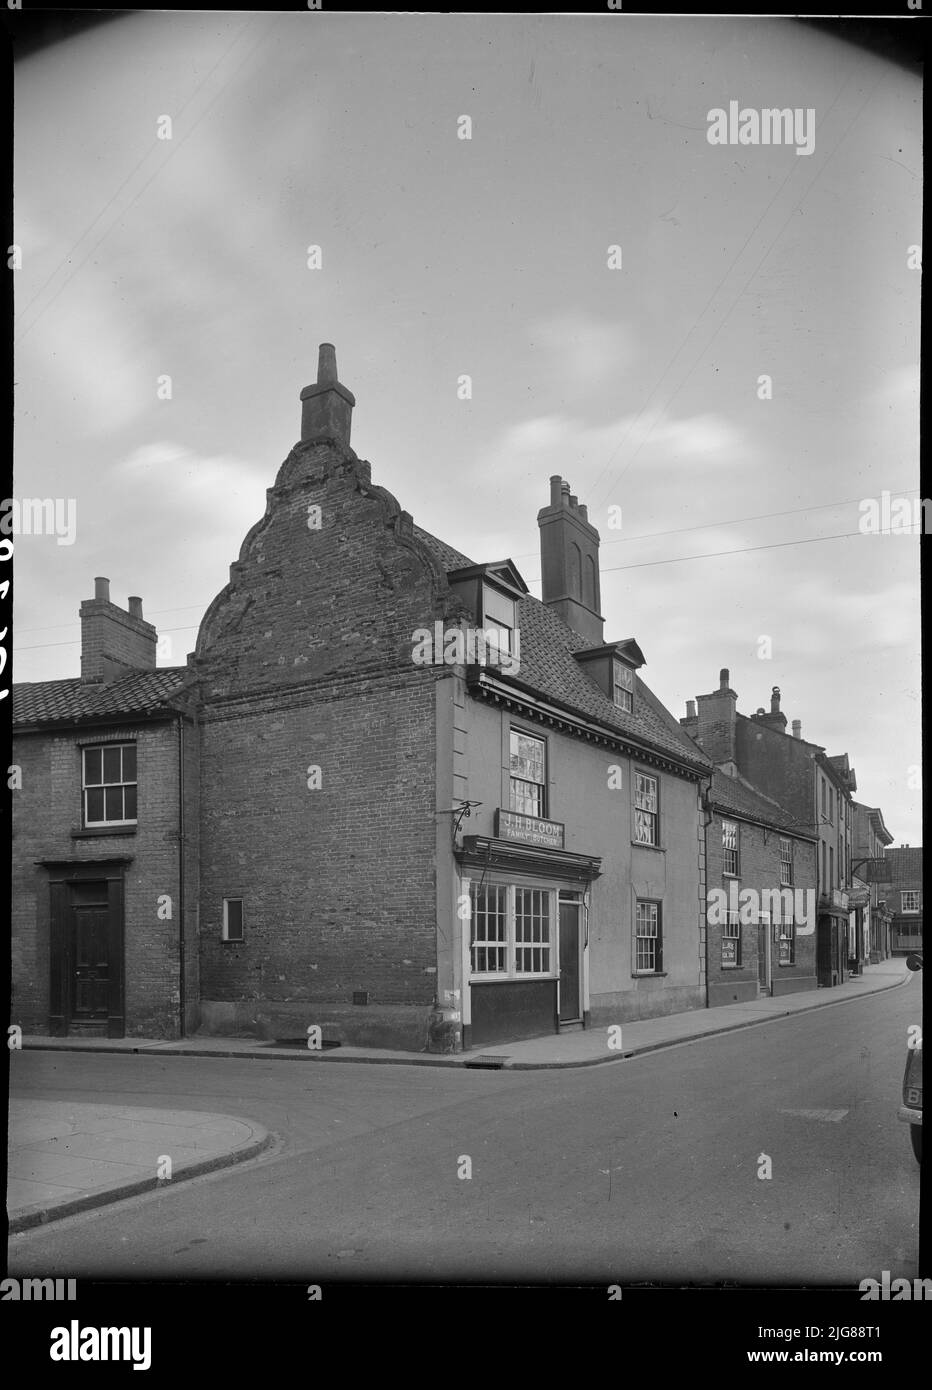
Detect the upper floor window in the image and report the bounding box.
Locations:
[482,583,517,661]
[821,779,826,817]
[722,820,739,877]
[613,660,634,713]
[82,743,137,827]
[829,788,835,825]
[779,836,793,886]
[902,891,920,914]
[510,729,546,818]
[633,771,659,847]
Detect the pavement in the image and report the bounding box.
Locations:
[8,958,913,1233]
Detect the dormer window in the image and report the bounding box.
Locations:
[482,582,517,660]
[574,639,645,709]
[613,659,634,712]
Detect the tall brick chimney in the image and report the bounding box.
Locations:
[300,343,355,447]
[689,667,738,769]
[753,684,788,733]
[537,475,604,643]
[80,577,158,683]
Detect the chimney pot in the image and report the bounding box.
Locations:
[719,668,729,690]
[771,685,781,714]
[317,342,338,384]
[128,596,143,620]
[549,475,563,507]
[578,503,588,522]
[686,699,697,719]
[569,494,578,509]
[94,576,110,602]
[792,719,802,739]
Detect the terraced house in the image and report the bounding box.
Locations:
[12,346,714,1051]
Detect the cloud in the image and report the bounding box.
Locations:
[527,312,637,398]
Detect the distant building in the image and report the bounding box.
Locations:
[702,767,818,1005]
[883,845,923,955]
[851,802,894,963]
[682,673,856,989]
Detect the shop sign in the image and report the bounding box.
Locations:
[496,809,564,850]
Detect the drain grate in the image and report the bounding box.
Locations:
[463,1053,510,1069]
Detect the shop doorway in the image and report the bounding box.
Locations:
[559,895,583,1023]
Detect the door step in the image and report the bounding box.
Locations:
[68,1023,109,1038]
[559,1020,584,1032]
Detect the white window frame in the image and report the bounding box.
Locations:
[779,836,793,887]
[482,584,517,664]
[222,898,245,942]
[634,899,661,974]
[613,659,634,713]
[633,771,659,847]
[722,819,739,877]
[82,741,138,828]
[509,728,547,819]
[901,891,920,914]
[469,882,555,980]
[722,909,741,968]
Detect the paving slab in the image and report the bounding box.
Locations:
[7,1100,272,1233]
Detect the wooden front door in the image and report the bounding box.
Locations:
[71,889,111,1021]
[48,865,126,1037]
[559,899,582,1023]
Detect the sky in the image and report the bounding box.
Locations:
[12,13,922,842]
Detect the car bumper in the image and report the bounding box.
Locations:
[898,1105,922,1125]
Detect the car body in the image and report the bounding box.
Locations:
[899,953,922,1164]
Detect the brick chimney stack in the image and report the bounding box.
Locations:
[685,667,738,769]
[792,719,802,739]
[300,343,355,447]
[537,475,604,644]
[753,684,789,733]
[80,577,158,683]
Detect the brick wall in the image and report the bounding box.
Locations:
[11,720,186,1037]
[706,810,818,1006]
[80,598,157,683]
[193,439,460,1044]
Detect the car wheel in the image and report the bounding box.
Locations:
[910,1125,922,1163]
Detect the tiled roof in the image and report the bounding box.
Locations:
[13,668,189,728]
[883,846,923,888]
[710,768,810,836]
[412,525,474,572]
[414,526,711,771]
